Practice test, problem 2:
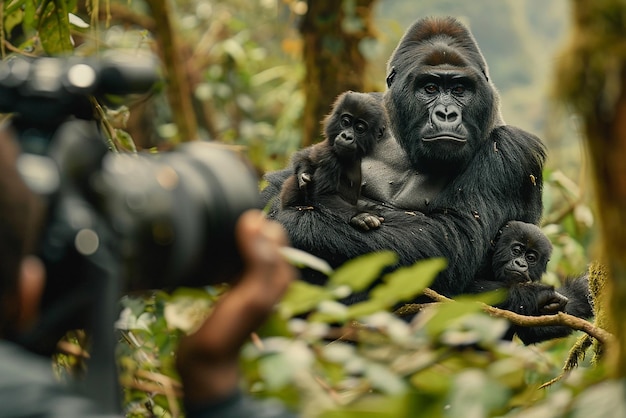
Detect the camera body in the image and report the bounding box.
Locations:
[0,56,261,354]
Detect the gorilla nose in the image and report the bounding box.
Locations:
[340,131,354,141]
[513,258,528,270]
[433,104,460,126]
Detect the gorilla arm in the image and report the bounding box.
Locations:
[262,125,546,298]
[510,275,593,344]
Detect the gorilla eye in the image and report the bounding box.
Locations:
[452,85,465,95]
[354,120,369,135]
[340,115,352,128]
[526,251,538,264]
[424,83,438,94]
[511,244,523,256]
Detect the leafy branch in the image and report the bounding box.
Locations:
[398,287,614,347]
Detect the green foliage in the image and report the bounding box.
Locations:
[541,168,595,282]
[166,0,305,170]
[328,251,397,291]
[38,0,73,54]
[15,0,619,417]
[280,252,445,322]
[345,258,446,320]
[239,258,574,418]
[2,0,79,55]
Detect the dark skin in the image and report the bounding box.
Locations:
[469,221,593,344]
[2,211,295,406]
[280,91,386,231]
[176,210,296,403]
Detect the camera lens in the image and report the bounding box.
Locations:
[97,143,260,290]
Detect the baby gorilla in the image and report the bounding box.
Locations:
[491,221,553,286]
[280,91,386,231]
[470,221,593,344]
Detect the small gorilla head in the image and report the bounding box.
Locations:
[323,91,387,159]
[492,221,552,285]
[383,17,502,174]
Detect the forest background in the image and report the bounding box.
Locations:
[4,0,626,417]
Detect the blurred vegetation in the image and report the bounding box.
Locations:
[3,0,622,417]
[554,0,626,376]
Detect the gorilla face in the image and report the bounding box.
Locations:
[491,221,552,285]
[323,92,387,159]
[383,17,502,175]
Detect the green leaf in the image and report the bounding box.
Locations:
[344,258,446,319]
[440,313,509,346]
[328,251,398,292]
[279,246,333,275]
[115,129,138,152]
[319,394,416,418]
[258,341,313,390]
[455,289,507,306]
[119,295,147,317]
[255,311,292,338]
[4,8,24,36]
[447,370,509,418]
[308,300,349,323]
[4,1,24,15]
[38,0,73,55]
[364,362,406,394]
[488,357,526,388]
[424,300,485,338]
[571,380,626,418]
[345,299,387,319]
[279,280,333,317]
[169,286,214,301]
[410,366,452,394]
[371,258,446,304]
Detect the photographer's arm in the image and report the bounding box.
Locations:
[176,210,298,417]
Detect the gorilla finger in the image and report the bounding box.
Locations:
[297,174,309,189]
[363,215,382,228]
[349,217,371,231]
[542,294,568,313]
[541,302,563,314]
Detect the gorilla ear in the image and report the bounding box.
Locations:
[378,126,386,139]
[386,67,397,88]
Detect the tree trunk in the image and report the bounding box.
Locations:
[144,0,198,143]
[555,0,626,375]
[300,0,378,147]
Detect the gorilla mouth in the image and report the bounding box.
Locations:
[505,270,531,283]
[334,140,357,154]
[422,134,467,144]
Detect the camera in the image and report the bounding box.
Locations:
[0,56,261,355]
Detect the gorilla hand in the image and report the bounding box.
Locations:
[298,172,311,189]
[350,212,384,231]
[538,290,568,314]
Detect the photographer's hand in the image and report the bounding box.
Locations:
[176,209,296,405]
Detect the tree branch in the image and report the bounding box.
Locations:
[400,288,615,347]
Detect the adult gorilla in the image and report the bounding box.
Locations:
[262,17,545,298]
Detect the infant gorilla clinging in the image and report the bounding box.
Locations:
[280,91,386,231]
[469,221,593,344]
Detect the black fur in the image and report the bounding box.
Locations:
[511,275,592,344]
[280,91,386,231]
[476,221,552,285]
[470,221,593,344]
[262,17,545,299]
